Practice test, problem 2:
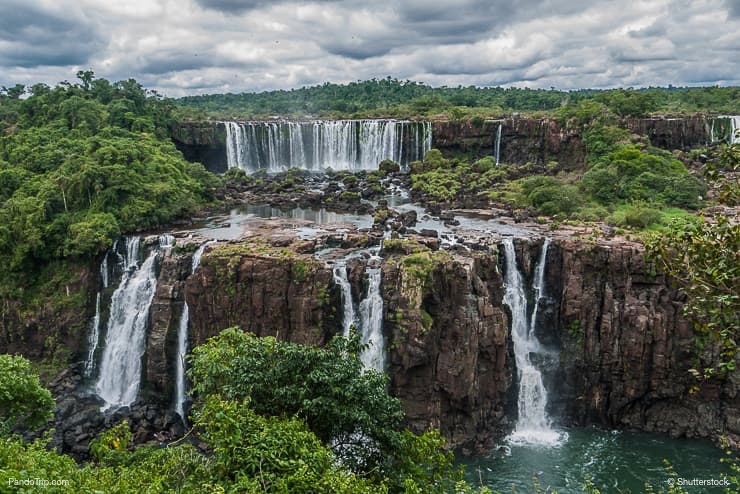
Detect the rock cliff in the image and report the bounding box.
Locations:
[5,232,737,455]
[171,116,714,174]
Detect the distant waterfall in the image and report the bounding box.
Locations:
[710,116,740,144]
[224,120,432,172]
[494,122,503,166]
[174,241,213,422]
[333,261,356,338]
[358,255,385,372]
[502,238,564,446]
[96,237,160,411]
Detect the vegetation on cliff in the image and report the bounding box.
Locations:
[646,140,739,382]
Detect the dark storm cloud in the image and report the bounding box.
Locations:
[0,1,100,68]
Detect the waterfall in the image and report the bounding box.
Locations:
[84,250,112,378]
[710,116,740,144]
[84,293,102,378]
[528,238,550,333]
[96,237,160,411]
[174,241,213,422]
[333,262,356,338]
[502,238,564,446]
[223,120,432,172]
[358,256,385,372]
[494,122,503,166]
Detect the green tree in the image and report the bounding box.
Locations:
[0,355,54,433]
[189,327,482,493]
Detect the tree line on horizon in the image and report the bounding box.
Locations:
[174,77,740,119]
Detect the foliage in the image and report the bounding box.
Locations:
[520,176,586,216]
[189,327,404,477]
[194,395,383,493]
[0,354,54,433]
[173,78,740,119]
[89,420,132,465]
[188,327,485,492]
[646,215,739,379]
[0,72,218,301]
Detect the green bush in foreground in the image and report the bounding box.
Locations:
[0,354,54,434]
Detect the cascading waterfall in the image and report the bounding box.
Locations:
[358,254,385,372]
[494,122,503,166]
[333,261,356,338]
[502,238,564,446]
[96,237,160,411]
[174,241,213,422]
[224,120,432,172]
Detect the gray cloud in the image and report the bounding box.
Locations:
[0,0,738,96]
[195,0,341,13]
[0,1,100,68]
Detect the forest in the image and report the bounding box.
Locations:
[176,77,740,119]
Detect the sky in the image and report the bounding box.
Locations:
[1,0,738,97]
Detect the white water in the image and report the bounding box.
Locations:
[96,237,159,411]
[358,256,385,371]
[174,241,213,421]
[84,293,102,378]
[502,238,564,447]
[333,262,356,338]
[495,122,503,166]
[224,120,432,172]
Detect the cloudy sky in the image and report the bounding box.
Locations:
[1,0,738,97]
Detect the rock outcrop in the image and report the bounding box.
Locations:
[547,239,739,446]
[381,247,513,454]
[185,242,339,347]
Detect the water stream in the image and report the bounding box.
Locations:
[95,237,160,411]
[174,241,214,422]
[358,253,385,372]
[502,238,565,446]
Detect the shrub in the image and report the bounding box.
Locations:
[0,354,54,433]
[379,159,400,174]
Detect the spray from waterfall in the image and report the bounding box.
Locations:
[224,120,432,172]
[96,236,161,411]
[502,238,565,446]
[174,241,213,422]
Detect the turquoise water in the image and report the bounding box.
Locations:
[460,428,732,493]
